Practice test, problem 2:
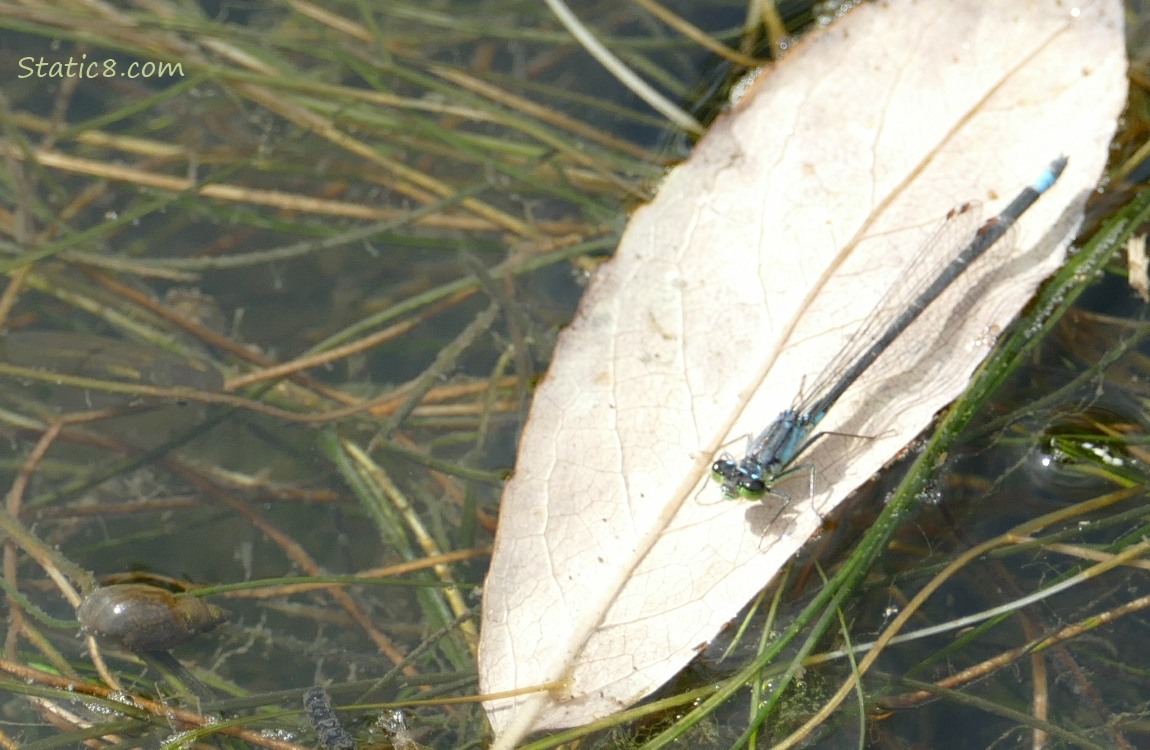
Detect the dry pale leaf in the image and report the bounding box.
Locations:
[479,0,1127,742]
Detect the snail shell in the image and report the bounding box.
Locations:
[77,584,227,652]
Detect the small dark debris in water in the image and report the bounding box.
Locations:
[304,685,355,750]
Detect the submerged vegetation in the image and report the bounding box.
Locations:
[0,0,743,745]
[0,0,1148,748]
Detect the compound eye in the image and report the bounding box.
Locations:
[739,474,766,496]
[711,458,737,480]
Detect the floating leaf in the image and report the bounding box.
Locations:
[479,0,1127,741]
